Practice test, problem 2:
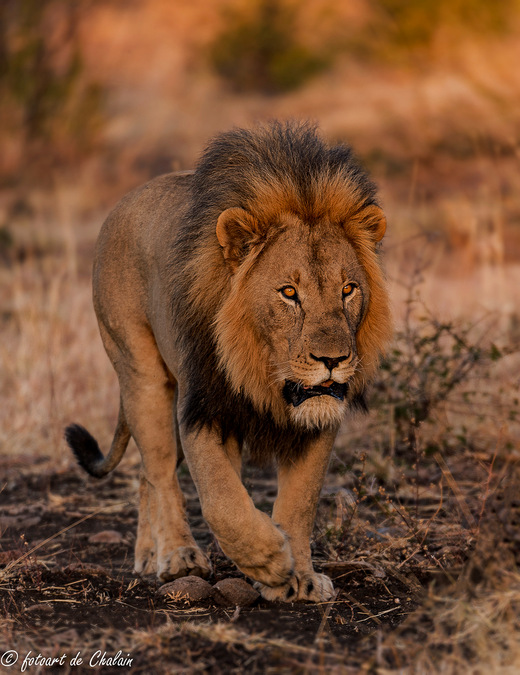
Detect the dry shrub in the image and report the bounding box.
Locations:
[373,467,520,674]
[359,0,518,60]
[209,0,330,93]
[0,0,104,183]
[325,264,520,673]
[371,268,515,460]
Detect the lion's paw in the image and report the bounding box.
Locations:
[256,571,335,603]
[236,536,294,588]
[157,546,212,582]
[134,548,157,576]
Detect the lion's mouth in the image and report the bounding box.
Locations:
[282,379,348,407]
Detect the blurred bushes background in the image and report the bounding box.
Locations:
[209,0,330,93]
[0,0,103,185]
[1,0,519,194]
[1,0,520,282]
[364,0,517,54]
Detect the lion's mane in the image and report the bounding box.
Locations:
[170,121,391,464]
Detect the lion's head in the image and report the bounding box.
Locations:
[174,121,391,455]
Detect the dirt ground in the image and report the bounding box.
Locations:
[2,403,520,675]
[0,449,447,674]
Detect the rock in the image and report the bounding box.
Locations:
[213,578,259,607]
[88,530,123,544]
[158,576,214,602]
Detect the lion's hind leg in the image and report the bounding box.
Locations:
[125,374,211,582]
[134,471,156,575]
[102,324,211,583]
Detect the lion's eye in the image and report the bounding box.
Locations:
[342,283,357,298]
[280,286,298,300]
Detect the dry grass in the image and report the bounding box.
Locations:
[375,493,520,674]
[0,198,120,462]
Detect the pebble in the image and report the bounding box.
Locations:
[158,576,214,602]
[213,578,259,607]
[88,530,123,544]
[24,603,54,614]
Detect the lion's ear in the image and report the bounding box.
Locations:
[216,207,262,270]
[360,205,386,243]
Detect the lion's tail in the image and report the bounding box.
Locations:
[64,406,131,478]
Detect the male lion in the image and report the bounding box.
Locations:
[65,122,391,602]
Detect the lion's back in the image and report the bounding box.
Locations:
[96,171,193,263]
[92,171,194,343]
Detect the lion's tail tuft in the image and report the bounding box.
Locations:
[64,424,105,477]
[64,407,131,479]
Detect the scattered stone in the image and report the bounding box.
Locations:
[158,576,214,602]
[63,562,110,576]
[213,578,259,607]
[88,530,123,544]
[24,603,54,614]
[0,515,41,530]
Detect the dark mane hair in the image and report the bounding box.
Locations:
[189,120,378,228]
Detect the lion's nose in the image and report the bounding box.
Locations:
[310,354,349,371]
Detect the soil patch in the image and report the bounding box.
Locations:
[1,460,434,673]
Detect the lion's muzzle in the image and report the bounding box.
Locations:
[282,380,348,407]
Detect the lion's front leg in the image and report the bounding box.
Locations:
[179,421,294,587]
[257,430,337,603]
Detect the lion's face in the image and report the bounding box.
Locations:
[247,215,368,428]
[215,211,373,430]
